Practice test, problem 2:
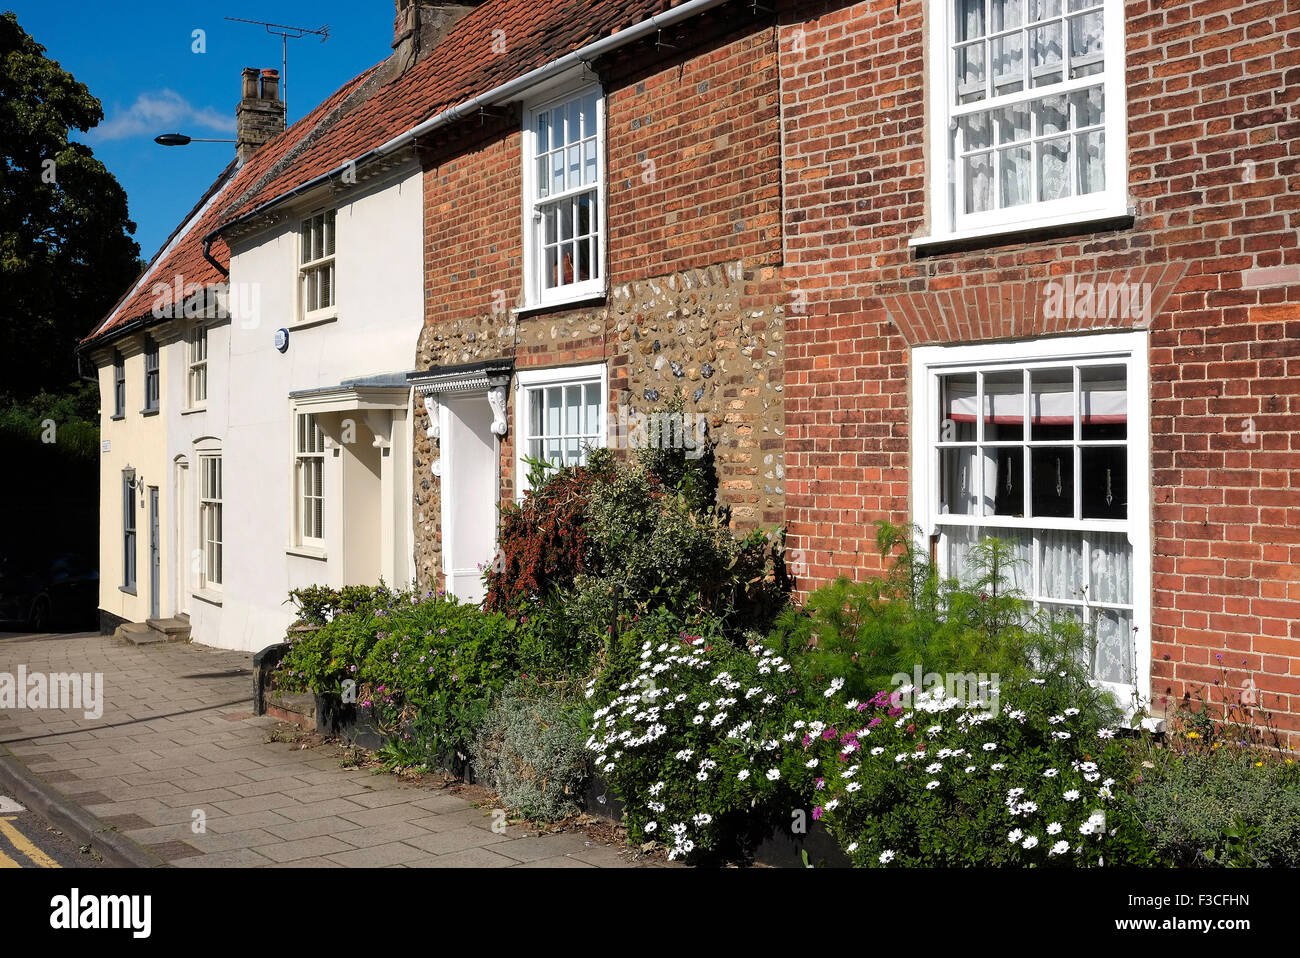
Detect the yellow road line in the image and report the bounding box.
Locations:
[0,816,60,868]
[0,846,18,868]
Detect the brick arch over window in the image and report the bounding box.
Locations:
[880,263,1189,347]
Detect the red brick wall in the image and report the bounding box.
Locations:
[777,0,1300,738]
[605,26,783,278]
[415,20,789,583]
[416,0,1300,740]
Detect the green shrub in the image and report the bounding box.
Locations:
[781,676,1149,867]
[277,589,520,765]
[284,583,398,627]
[471,680,591,822]
[768,521,1119,727]
[484,411,789,636]
[584,623,807,863]
[1122,746,1300,867]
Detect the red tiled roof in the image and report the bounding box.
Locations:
[82,68,380,346]
[85,0,696,347]
[214,0,687,224]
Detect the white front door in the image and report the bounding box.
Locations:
[440,394,498,605]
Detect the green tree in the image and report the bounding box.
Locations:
[0,10,141,398]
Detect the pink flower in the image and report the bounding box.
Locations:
[812,807,823,820]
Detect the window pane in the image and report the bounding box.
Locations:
[1092,608,1133,684]
[1038,529,1084,601]
[324,211,335,256]
[1068,10,1104,78]
[956,0,984,41]
[991,0,1023,31]
[983,370,1025,441]
[560,197,575,241]
[536,111,550,155]
[584,139,597,186]
[1038,137,1072,201]
[1077,129,1105,194]
[551,150,564,195]
[940,372,977,441]
[999,145,1032,207]
[585,383,601,436]
[991,33,1024,94]
[945,525,1031,594]
[1081,446,1126,519]
[1030,21,1063,86]
[1030,368,1073,440]
[956,42,986,103]
[568,143,582,190]
[1030,447,1074,517]
[545,387,562,436]
[939,446,978,515]
[1082,365,1126,439]
[965,151,993,213]
[982,445,1024,516]
[1030,0,1062,20]
[545,246,559,290]
[582,92,598,141]
[1088,531,1131,604]
[528,389,542,439]
[565,384,581,434]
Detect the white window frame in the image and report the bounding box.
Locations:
[197,452,222,591]
[112,352,126,418]
[122,471,137,591]
[298,208,337,324]
[521,83,606,309]
[911,330,1150,711]
[293,412,326,548]
[919,0,1127,245]
[514,363,608,496]
[186,325,208,408]
[142,336,160,412]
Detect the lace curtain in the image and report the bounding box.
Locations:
[944,525,1133,684]
[955,0,1107,211]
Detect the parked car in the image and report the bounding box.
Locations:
[0,551,98,632]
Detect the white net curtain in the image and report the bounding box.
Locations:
[954,0,1107,214]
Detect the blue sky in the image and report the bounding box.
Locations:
[10,2,397,258]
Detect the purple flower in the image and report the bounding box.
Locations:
[812,807,823,821]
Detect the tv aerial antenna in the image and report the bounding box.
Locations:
[224,17,329,117]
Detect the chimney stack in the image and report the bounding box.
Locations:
[392,2,484,71]
[236,67,286,164]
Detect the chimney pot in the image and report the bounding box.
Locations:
[260,69,281,102]
[237,67,286,164]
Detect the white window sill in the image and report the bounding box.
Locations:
[292,312,339,332]
[192,589,222,607]
[286,545,327,561]
[513,286,607,317]
[181,405,207,416]
[909,206,1135,251]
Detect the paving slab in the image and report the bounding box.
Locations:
[0,631,653,869]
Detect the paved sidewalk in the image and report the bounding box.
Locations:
[0,631,655,868]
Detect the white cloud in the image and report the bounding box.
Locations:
[92,89,235,141]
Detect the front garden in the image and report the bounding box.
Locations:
[273,420,1299,867]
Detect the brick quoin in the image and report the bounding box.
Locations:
[413,0,1300,743]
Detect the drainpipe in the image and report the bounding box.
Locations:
[203,235,229,278]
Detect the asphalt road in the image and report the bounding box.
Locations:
[0,795,105,869]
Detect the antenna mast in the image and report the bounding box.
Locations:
[224,17,329,117]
